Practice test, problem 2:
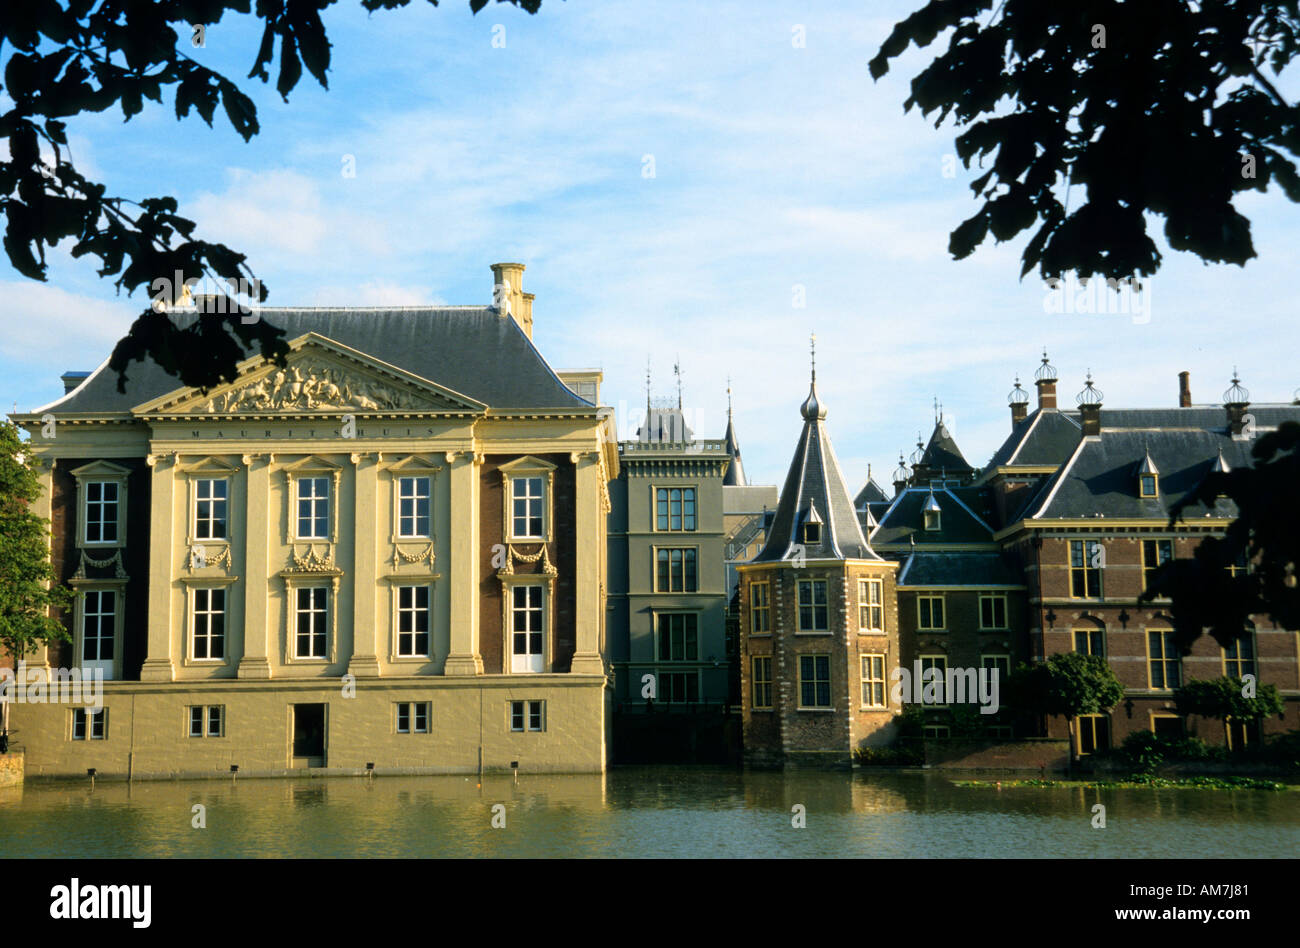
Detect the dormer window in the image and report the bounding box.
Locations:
[802,502,823,545]
[1138,451,1159,499]
[922,493,942,532]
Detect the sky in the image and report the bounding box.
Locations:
[3,0,1299,491]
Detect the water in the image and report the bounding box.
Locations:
[2,767,1297,858]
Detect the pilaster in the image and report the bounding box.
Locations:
[570,450,605,675]
[443,452,483,675]
[348,452,382,677]
[140,453,176,681]
[237,453,272,679]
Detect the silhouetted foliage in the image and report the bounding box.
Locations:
[2,1,544,391]
[871,1,1300,282]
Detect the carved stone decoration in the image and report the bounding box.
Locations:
[288,545,336,573]
[73,549,128,580]
[202,360,424,413]
[393,543,435,567]
[496,543,557,579]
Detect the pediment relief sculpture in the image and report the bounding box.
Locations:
[202,360,428,414]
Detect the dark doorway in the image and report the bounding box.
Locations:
[292,703,327,768]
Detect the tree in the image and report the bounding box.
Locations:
[870,1,1300,283]
[0,420,73,749]
[1140,420,1300,653]
[1173,676,1284,750]
[2,0,544,393]
[1005,652,1124,757]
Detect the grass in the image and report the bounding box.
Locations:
[952,775,1298,791]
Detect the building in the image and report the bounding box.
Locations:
[9,262,620,778]
[607,391,731,710]
[738,349,901,767]
[980,359,1300,753]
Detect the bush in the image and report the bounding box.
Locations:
[854,744,925,766]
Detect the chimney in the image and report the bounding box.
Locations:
[1008,378,1029,427]
[1033,349,1058,411]
[490,263,529,339]
[1223,370,1250,437]
[1178,371,1191,407]
[520,292,535,339]
[1076,372,1103,437]
[61,371,90,394]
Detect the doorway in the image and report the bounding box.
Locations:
[291,703,327,768]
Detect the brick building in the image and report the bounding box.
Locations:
[738,348,900,767]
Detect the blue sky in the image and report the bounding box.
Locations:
[3,0,1299,490]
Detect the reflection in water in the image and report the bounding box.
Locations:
[0,768,1296,858]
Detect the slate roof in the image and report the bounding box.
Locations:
[1024,428,1257,520]
[984,408,1082,469]
[40,308,591,414]
[919,419,973,474]
[723,414,747,486]
[983,404,1300,474]
[637,405,695,442]
[897,551,1025,587]
[870,486,996,547]
[751,378,879,563]
[853,474,889,508]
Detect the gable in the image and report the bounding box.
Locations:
[132,333,487,417]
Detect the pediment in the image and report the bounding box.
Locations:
[134,333,487,417]
[69,460,132,479]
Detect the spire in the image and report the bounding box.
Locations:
[754,343,878,563]
[723,380,747,486]
[674,355,683,409]
[645,356,651,414]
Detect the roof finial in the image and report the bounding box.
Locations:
[933,396,939,424]
[645,356,652,412]
[800,333,826,420]
[727,376,733,420]
[674,355,682,409]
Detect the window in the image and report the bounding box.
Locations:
[859,579,884,632]
[659,671,699,703]
[1223,631,1257,679]
[919,655,947,704]
[923,508,941,531]
[295,587,329,659]
[84,481,120,544]
[1069,540,1103,598]
[750,582,771,634]
[189,706,224,738]
[511,476,545,538]
[192,588,226,660]
[510,700,544,732]
[396,702,431,734]
[655,548,698,593]
[799,654,832,708]
[657,613,698,661]
[1077,714,1110,755]
[917,595,945,631]
[398,476,431,538]
[861,654,887,708]
[1147,630,1181,689]
[803,522,821,544]
[797,580,829,632]
[752,656,773,709]
[922,725,950,740]
[1227,719,1259,753]
[981,654,1011,684]
[72,708,107,741]
[1073,626,1105,656]
[655,487,696,531]
[194,478,228,540]
[81,589,116,665]
[297,476,330,539]
[1141,539,1173,593]
[396,586,431,657]
[1139,473,1158,498]
[979,593,1007,630]
[1151,714,1184,740]
[511,585,545,673]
